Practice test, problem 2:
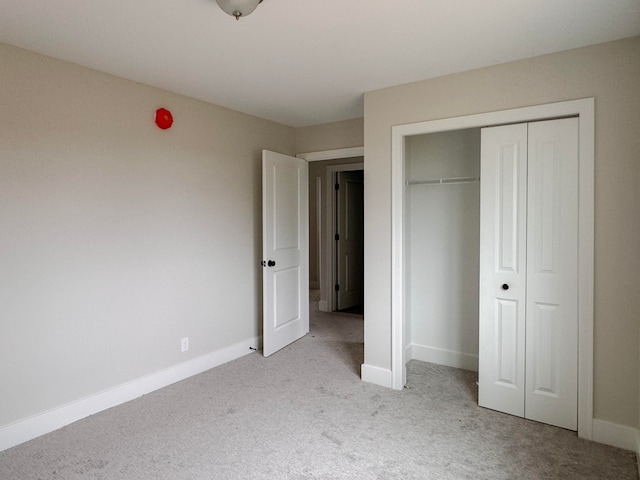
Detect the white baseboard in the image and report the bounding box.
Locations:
[410,343,479,372]
[0,336,261,453]
[405,344,412,363]
[592,418,638,452]
[361,363,393,388]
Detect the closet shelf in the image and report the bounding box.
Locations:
[407,176,479,186]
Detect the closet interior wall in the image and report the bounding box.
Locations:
[406,128,481,371]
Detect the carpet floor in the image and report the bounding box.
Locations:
[0,296,637,479]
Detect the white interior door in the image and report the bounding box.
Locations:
[262,150,309,357]
[478,118,578,430]
[336,170,364,310]
[525,118,578,430]
[478,123,528,418]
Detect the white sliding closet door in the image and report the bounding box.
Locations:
[478,118,579,430]
[478,123,528,418]
[525,119,579,429]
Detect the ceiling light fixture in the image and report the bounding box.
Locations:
[215,0,263,20]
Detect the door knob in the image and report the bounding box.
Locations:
[501,283,509,290]
[267,260,276,267]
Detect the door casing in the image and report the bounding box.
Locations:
[390,98,594,440]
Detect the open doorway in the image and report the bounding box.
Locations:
[302,149,364,377]
[306,157,364,313]
[334,169,364,313]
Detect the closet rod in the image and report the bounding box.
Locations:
[406,176,479,186]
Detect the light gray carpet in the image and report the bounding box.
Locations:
[1,296,637,479]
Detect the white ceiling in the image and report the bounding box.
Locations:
[1,0,639,127]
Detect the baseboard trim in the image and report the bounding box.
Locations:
[0,336,261,453]
[405,344,412,364]
[591,418,638,452]
[361,363,393,388]
[410,343,479,372]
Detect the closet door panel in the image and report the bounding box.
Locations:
[525,118,579,430]
[478,124,528,417]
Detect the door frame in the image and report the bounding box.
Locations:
[390,98,595,440]
[297,147,364,312]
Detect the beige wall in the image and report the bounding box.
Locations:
[363,36,640,428]
[0,43,295,427]
[296,117,364,154]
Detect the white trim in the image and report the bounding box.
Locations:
[405,343,412,362]
[592,419,638,452]
[297,146,364,162]
[360,363,393,388]
[410,344,479,372]
[576,101,595,441]
[0,336,261,452]
[325,163,364,311]
[391,98,595,439]
[391,116,406,390]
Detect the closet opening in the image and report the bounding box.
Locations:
[405,128,481,373]
[390,98,595,440]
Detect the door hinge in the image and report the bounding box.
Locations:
[335,284,340,291]
[335,233,340,241]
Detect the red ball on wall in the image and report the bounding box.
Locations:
[155,108,173,129]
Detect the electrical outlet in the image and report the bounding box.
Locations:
[181,337,189,352]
